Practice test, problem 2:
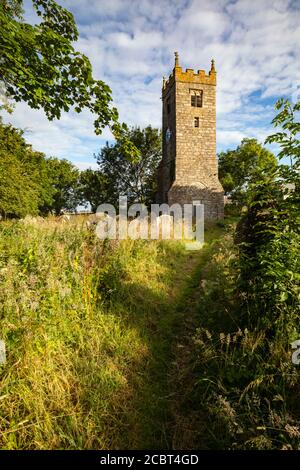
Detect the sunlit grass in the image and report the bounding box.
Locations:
[0,217,225,449]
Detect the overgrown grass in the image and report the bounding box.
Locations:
[170,222,300,450]
[0,217,224,449]
[4,216,295,450]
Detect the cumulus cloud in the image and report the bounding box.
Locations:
[2,0,300,167]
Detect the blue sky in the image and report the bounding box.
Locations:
[2,0,300,169]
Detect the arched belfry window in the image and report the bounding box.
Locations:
[190,89,203,107]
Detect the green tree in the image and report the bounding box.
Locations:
[44,157,80,215]
[0,119,49,217]
[0,0,139,159]
[0,150,40,217]
[0,119,81,217]
[95,126,162,207]
[218,138,277,206]
[78,169,108,213]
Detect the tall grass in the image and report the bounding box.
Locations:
[0,217,217,449]
[170,225,300,450]
[5,216,294,450]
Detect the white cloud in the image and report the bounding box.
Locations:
[2,102,110,164]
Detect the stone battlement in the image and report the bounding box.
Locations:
[162,53,216,92]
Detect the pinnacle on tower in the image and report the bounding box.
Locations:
[174,51,179,67]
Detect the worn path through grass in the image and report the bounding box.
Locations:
[117,223,225,449]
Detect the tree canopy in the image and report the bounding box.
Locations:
[0,119,80,217]
[0,121,162,218]
[0,119,46,217]
[43,157,79,215]
[78,169,108,213]
[218,138,277,205]
[0,0,139,160]
[95,126,162,207]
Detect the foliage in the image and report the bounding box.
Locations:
[235,177,299,331]
[195,234,298,450]
[0,151,39,217]
[78,168,108,212]
[0,119,49,217]
[0,0,114,129]
[94,126,162,207]
[171,228,300,450]
[236,99,300,331]
[218,138,277,206]
[265,98,300,168]
[0,119,80,217]
[43,157,80,215]
[0,0,139,160]
[216,100,299,447]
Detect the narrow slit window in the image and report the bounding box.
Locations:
[194,117,199,127]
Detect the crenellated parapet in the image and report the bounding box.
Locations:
[162,52,216,93]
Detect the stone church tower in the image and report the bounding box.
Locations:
[157,53,224,220]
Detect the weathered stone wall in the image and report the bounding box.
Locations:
[168,185,224,220]
[156,80,176,203]
[157,55,224,220]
